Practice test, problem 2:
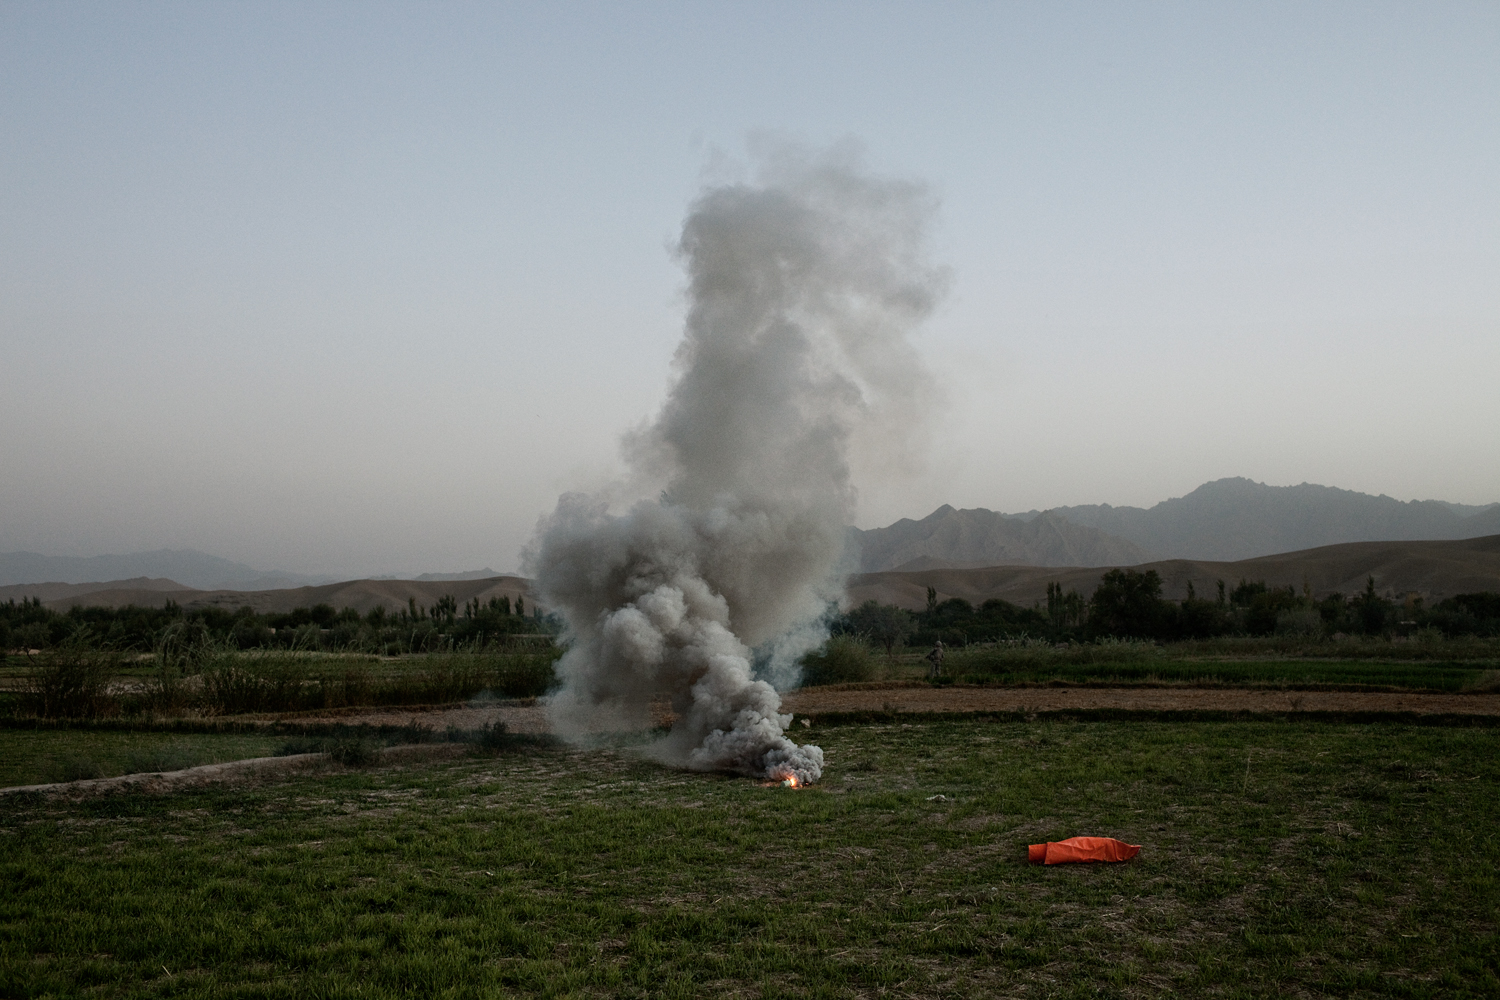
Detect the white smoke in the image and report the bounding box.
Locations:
[528,143,942,783]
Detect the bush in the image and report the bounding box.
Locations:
[232,620,274,649]
[200,661,307,715]
[24,640,121,718]
[155,619,216,675]
[328,738,379,766]
[489,653,558,698]
[15,622,51,652]
[1275,607,1324,638]
[800,635,874,686]
[477,720,512,749]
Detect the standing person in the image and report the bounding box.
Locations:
[925,639,945,679]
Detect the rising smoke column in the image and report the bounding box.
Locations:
[529,145,942,783]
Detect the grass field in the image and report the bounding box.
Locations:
[0,728,289,787]
[876,639,1500,692]
[3,640,1497,725]
[3,717,1497,997]
[940,656,1500,692]
[0,649,558,719]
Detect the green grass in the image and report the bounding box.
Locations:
[0,729,288,787]
[943,654,1496,691]
[855,638,1500,692]
[0,649,559,719]
[2,718,1497,997]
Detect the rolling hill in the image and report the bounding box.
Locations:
[10,538,1499,627]
[847,534,1500,612]
[17,576,537,616]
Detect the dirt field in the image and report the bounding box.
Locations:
[284,684,1500,735]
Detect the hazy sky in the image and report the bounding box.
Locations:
[4,2,1498,577]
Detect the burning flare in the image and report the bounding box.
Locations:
[529,142,942,784]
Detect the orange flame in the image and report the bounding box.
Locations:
[781,775,800,788]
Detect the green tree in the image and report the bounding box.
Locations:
[842,600,913,655]
[1088,569,1171,639]
[430,595,458,625]
[1046,582,1085,630]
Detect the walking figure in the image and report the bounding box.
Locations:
[925,639,945,679]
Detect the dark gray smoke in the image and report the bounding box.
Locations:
[528,144,942,783]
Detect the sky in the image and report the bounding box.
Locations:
[3,1,1498,577]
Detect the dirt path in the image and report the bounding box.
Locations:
[0,744,470,798]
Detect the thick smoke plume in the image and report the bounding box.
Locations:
[529,145,942,783]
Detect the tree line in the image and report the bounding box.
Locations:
[834,571,1500,647]
[0,593,556,658]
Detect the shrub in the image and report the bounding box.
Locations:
[1466,670,1500,693]
[231,619,274,649]
[1275,607,1324,638]
[155,619,216,675]
[477,721,512,749]
[24,639,120,718]
[489,653,558,698]
[328,738,379,766]
[800,635,874,686]
[15,622,51,652]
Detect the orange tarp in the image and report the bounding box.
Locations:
[1028,836,1140,864]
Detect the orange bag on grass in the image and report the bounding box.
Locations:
[1028,836,1140,864]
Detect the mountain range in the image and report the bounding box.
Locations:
[852,509,1152,572]
[0,549,337,591]
[853,478,1499,572]
[4,479,1497,589]
[0,549,507,592]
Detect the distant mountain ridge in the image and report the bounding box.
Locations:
[412,568,505,581]
[6,479,1496,588]
[0,550,516,592]
[1046,478,1500,562]
[0,549,335,591]
[853,507,1153,572]
[856,478,1499,571]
